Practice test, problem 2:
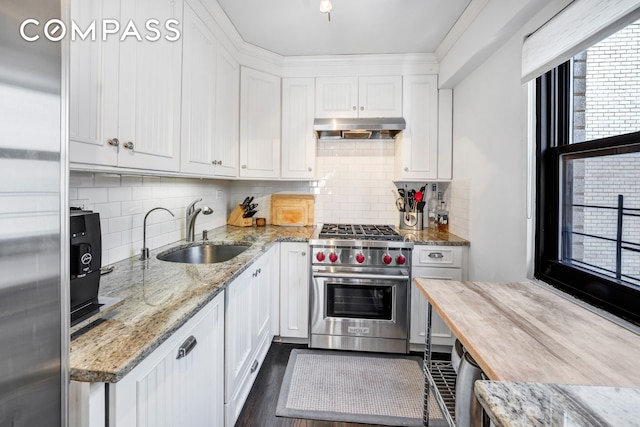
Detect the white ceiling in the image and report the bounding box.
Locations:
[215,0,472,57]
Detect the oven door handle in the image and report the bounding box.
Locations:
[312,271,409,281]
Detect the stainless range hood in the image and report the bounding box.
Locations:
[313,117,406,140]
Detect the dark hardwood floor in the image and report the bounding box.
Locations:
[234,342,392,427]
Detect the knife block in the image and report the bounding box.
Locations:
[227,205,253,227]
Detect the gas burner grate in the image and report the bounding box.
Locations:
[319,224,403,241]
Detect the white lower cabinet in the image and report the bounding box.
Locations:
[102,291,225,427]
[279,242,310,339]
[410,246,467,350]
[225,245,277,426]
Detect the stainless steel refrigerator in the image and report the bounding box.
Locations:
[0,0,68,425]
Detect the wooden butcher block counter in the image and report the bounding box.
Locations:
[412,279,640,386]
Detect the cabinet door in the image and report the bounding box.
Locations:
[396,75,438,180]
[180,3,217,176]
[410,267,460,348]
[116,0,182,172]
[225,269,253,401]
[252,255,271,352]
[279,242,310,339]
[110,292,224,427]
[315,76,358,118]
[69,0,119,167]
[213,46,239,177]
[281,78,316,179]
[239,67,281,178]
[358,76,402,118]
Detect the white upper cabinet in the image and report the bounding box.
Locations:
[116,0,182,171]
[180,3,239,178]
[281,78,316,179]
[315,76,402,118]
[70,0,183,172]
[69,0,117,167]
[395,75,439,180]
[239,67,281,179]
[180,3,217,176]
[213,46,240,177]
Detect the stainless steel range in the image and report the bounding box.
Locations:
[309,224,413,354]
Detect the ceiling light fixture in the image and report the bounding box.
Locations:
[319,0,332,21]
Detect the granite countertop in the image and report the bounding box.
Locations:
[69,224,313,383]
[413,279,640,386]
[474,380,640,427]
[397,228,469,246]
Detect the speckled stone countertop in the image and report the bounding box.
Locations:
[474,381,640,427]
[69,225,313,383]
[396,228,469,246]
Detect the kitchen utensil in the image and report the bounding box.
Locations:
[396,197,405,212]
[415,191,423,203]
[241,196,251,209]
[243,210,257,218]
[417,201,426,212]
[247,203,258,211]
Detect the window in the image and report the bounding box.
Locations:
[535,21,640,326]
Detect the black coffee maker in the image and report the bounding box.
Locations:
[70,208,102,324]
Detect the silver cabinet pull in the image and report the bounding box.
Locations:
[352,106,356,111]
[308,167,312,172]
[108,138,120,147]
[428,252,444,259]
[250,359,259,373]
[176,335,198,359]
[123,141,134,150]
[404,167,409,172]
[360,106,364,111]
[241,165,247,169]
[301,252,306,256]
[211,160,218,165]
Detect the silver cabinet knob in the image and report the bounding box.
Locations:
[123,141,134,150]
[308,167,312,172]
[108,138,120,147]
[301,252,306,256]
[212,160,221,165]
[404,167,409,172]
[360,106,364,111]
[241,165,247,169]
[352,106,356,111]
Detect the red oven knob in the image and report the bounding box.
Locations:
[316,252,325,262]
[329,252,338,263]
[382,254,392,265]
[396,254,406,265]
[355,253,365,264]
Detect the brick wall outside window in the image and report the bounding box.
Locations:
[570,22,640,284]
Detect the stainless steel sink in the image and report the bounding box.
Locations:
[156,243,250,264]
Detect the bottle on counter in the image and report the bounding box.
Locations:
[436,199,449,232]
[427,184,438,230]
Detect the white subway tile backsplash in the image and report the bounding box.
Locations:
[108,187,132,202]
[94,174,121,187]
[77,187,108,204]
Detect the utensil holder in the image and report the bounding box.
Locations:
[227,205,253,227]
[399,211,423,230]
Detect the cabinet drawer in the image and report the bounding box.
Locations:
[413,246,463,268]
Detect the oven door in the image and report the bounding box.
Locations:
[310,268,409,352]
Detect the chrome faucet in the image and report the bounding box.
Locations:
[141,207,175,260]
[186,198,213,242]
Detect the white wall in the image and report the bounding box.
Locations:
[450,30,529,281]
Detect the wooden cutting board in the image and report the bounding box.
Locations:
[271,194,314,226]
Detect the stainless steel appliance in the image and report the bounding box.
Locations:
[0,0,67,424]
[309,224,413,353]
